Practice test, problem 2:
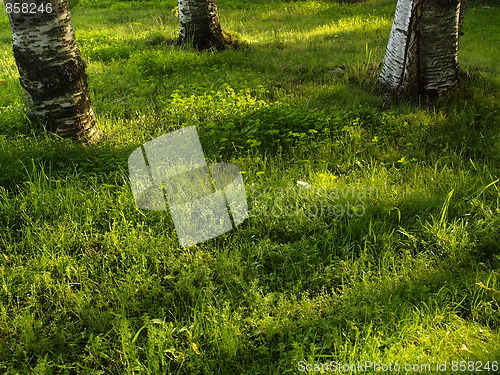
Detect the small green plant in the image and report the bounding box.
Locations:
[0,0,499,373]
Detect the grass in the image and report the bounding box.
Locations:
[0,0,499,373]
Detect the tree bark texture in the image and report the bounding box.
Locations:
[379,0,463,100]
[177,0,227,51]
[7,0,99,141]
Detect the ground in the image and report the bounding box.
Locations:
[0,0,499,373]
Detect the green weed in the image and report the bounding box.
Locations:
[0,0,499,373]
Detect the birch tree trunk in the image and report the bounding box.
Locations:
[7,0,100,141]
[177,0,228,51]
[379,0,464,101]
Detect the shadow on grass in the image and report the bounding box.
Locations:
[228,263,500,366]
[0,132,137,190]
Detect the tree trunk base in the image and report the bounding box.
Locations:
[177,0,231,51]
[8,0,100,142]
[379,0,463,103]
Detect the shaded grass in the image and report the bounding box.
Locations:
[0,0,499,373]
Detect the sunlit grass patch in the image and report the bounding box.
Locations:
[0,0,499,373]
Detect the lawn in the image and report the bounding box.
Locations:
[0,0,499,373]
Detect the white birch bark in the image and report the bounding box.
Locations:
[379,0,419,90]
[379,0,463,100]
[177,0,227,50]
[7,0,99,141]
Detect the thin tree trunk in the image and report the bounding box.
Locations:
[7,0,100,141]
[177,0,228,51]
[379,0,463,101]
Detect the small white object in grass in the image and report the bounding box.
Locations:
[296,181,310,188]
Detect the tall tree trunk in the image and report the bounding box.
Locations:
[177,0,228,51]
[7,0,100,141]
[379,0,464,101]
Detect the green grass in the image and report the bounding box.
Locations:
[0,0,499,373]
